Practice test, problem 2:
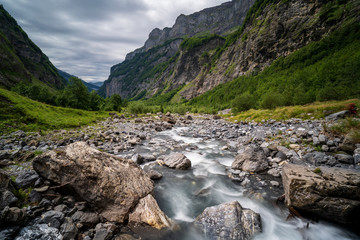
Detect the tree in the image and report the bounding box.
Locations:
[231,92,256,112]
[89,90,104,110]
[101,94,122,111]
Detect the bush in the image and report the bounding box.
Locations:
[260,91,284,109]
[231,92,256,112]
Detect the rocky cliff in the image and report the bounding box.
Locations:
[0,5,66,89]
[101,0,360,101]
[100,0,255,98]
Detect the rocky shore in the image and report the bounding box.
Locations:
[0,112,359,239]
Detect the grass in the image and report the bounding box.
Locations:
[228,99,360,122]
[325,116,360,143]
[0,88,109,135]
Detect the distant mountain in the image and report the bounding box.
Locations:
[0,4,66,89]
[57,69,100,92]
[100,0,360,104]
[91,82,104,87]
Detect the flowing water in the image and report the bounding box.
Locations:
[139,126,359,240]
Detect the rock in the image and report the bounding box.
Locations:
[213,115,221,120]
[325,110,350,121]
[33,142,154,223]
[354,148,360,164]
[39,210,65,229]
[60,217,78,240]
[71,211,100,227]
[163,153,191,170]
[129,194,177,235]
[93,223,116,240]
[321,145,329,152]
[270,181,279,187]
[289,144,300,151]
[15,170,39,188]
[194,201,262,240]
[335,153,354,164]
[267,168,280,177]
[2,206,26,223]
[147,170,163,180]
[0,190,18,210]
[161,115,176,124]
[0,226,20,240]
[303,152,336,166]
[312,137,320,146]
[282,164,360,226]
[339,134,357,153]
[231,146,268,173]
[186,115,193,120]
[318,134,327,144]
[15,224,62,240]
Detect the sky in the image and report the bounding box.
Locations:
[1,0,228,83]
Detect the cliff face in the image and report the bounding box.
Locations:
[0,5,66,89]
[101,0,255,98]
[102,0,359,100]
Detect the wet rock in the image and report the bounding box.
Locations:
[0,190,18,209]
[163,153,191,170]
[232,146,268,173]
[129,194,176,230]
[71,211,100,228]
[39,210,65,229]
[194,201,262,240]
[161,115,176,124]
[146,170,163,180]
[282,164,360,226]
[15,224,62,240]
[33,142,154,223]
[15,170,39,188]
[60,217,78,240]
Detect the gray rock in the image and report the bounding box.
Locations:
[325,110,349,121]
[321,145,329,152]
[71,211,100,227]
[318,134,327,144]
[60,217,78,240]
[2,206,27,223]
[313,137,320,146]
[303,152,336,166]
[232,146,268,173]
[267,168,280,177]
[282,164,360,226]
[194,201,262,240]
[335,154,354,164]
[0,226,20,240]
[15,170,39,188]
[0,190,18,210]
[39,211,65,229]
[354,148,360,164]
[29,190,42,204]
[163,153,191,170]
[93,223,116,240]
[15,224,62,240]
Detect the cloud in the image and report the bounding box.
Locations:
[1,0,227,82]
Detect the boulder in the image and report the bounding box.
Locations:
[70,211,100,227]
[231,146,268,173]
[194,201,262,240]
[282,164,360,226]
[163,153,191,170]
[161,115,176,124]
[325,110,349,121]
[39,210,65,229]
[15,224,62,240]
[60,217,78,240]
[0,190,18,210]
[129,194,176,230]
[33,142,154,223]
[15,170,39,188]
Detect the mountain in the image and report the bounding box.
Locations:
[100,0,360,104]
[0,4,66,90]
[57,69,101,92]
[99,0,256,98]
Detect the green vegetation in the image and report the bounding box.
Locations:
[314,168,322,174]
[0,88,109,134]
[228,99,360,122]
[325,117,360,144]
[180,34,224,51]
[188,20,360,112]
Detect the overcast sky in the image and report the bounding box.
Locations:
[1,0,227,83]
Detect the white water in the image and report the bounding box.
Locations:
[152,127,359,240]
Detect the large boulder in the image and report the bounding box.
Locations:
[282,164,360,226]
[194,201,262,240]
[231,146,268,173]
[163,153,191,170]
[32,142,156,223]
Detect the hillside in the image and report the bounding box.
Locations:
[57,69,101,92]
[99,0,255,98]
[100,0,360,106]
[0,4,66,90]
